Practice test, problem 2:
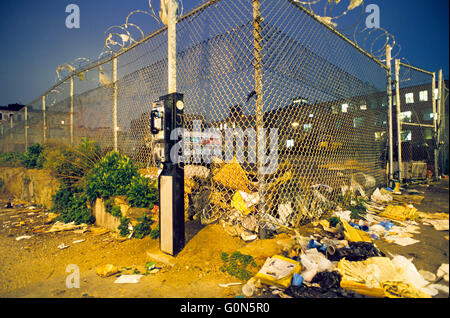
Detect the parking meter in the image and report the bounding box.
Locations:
[151,92,185,256]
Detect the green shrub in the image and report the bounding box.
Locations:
[133,215,154,239]
[21,143,45,169]
[118,217,131,237]
[150,224,160,239]
[126,175,158,208]
[51,187,95,225]
[0,177,4,192]
[111,205,122,218]
[0,152,26,167]
[85,151,138,202]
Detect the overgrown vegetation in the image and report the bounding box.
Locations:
[51,187,95,225]
[126,175,158,209]
[220,251,257,281]
[118,217,131,237]
[0,152,25,167]
[85,151,138,202]
[21,143,45,169]
[133,215,154,239]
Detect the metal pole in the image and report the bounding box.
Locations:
[386,44,394,181]
[167,0,177,94]
[25,106,28,151]
[42,95,46,144]
[432,72,438,180]
[438,69,446,175]
[113,57,118,152]
[253,0,265,213]
[70,75,74,145]
[395,59,403,182]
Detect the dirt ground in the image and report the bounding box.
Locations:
[0,180,448,298]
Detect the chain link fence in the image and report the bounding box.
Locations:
[1,0,446,230]
[394,61,437,181]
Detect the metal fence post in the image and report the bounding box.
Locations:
[113,57,118,152]
[70,75,74,145]
[25,106,28,151]
[386,44,394,181]
[167,0,177,94]
[253,0,265,214]
[432,72,438,180]
[42,95,46,144]
[394,59,403,182]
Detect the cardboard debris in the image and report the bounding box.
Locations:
[255,255,301,288]
[231,191,259,215]
[379,204,418,221]
[46,221,87,233]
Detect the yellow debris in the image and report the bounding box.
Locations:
[379,204,418,221]
[212,157,251,192]
[342,221,372,243]
[96,264,119,277]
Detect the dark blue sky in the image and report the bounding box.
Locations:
[0,0,448,105]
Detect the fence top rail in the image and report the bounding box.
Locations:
[398,61,434,76]
[27,0,389,106]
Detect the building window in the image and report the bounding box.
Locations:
[375,131,385,141]
[424,128,433,140]
[341,103,349,113]
[360,101,367,110]
[434,88,439,100]
[393,96,397,106]
[405,93,414,104]
[419,90,428,102]
[353,117,364,128]
[423,112,436,121]
[401,130,412,141]
[400,111,412,123]
[286,139,294,148]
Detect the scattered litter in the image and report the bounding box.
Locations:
[327,241,385,262]
[46,221,87,233]
[338,256,437,298]
[57,243,69,250]
[422,219,449,231]
[219,282,242,288]
[114,275,143,284]
[72,239,86,244]
[15,235,32,241]
[240,232,257,242]
[371,188,392,203]
[418,270,436,282]
[300,248,334,282]
[96,264,119,277]
[379,204,418,221]
[436,264,449,282]
[255,255,301,288]
[342,221,372,243]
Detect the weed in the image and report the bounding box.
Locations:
[220,251,257,281]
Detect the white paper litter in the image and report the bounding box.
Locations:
[114,275,143,284]
[16,235,32,241]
